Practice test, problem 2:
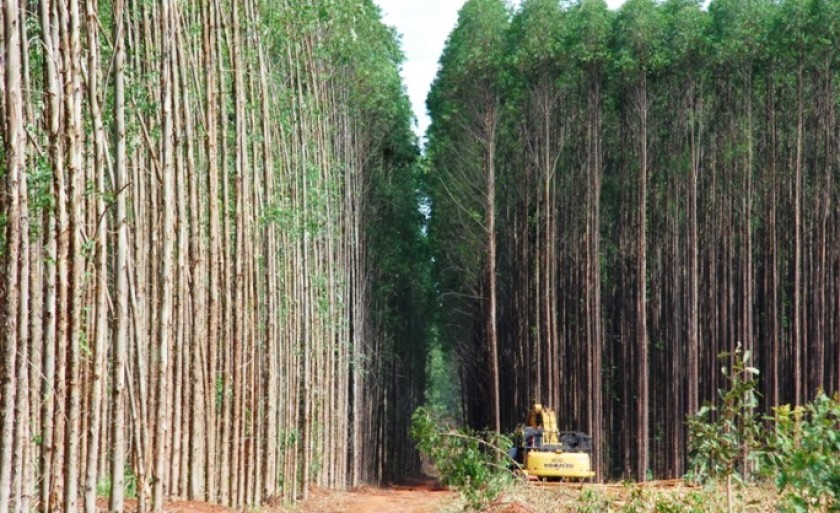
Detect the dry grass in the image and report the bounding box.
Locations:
[475,480,779,513]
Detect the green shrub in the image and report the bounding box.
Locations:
[619,485,652,513]
[689,346,839,513]
[764,392,840,513]
[124,467,138,499]
[687,345,764,513]
[410,406,514,509]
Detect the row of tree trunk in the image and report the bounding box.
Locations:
[429,0,840,482]
[0,0,426,512]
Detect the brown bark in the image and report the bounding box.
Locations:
[793,60,804,406]
[636,69,650,482]
[0,0,24,508]
[486,104,500,436]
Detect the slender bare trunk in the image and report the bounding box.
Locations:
[154,1,175,510]
[636,70,649,482]
[84,1,110,510]
[110,0,129,510]
[793,60,804,405]
[0,0,24,508]
[486,103,500,435]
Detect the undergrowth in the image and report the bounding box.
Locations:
[688,347,839,513]
[410,407,515,509]
[490,482,765,513]
[412,348,836,513]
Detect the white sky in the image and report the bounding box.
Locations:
[374,0,628,141]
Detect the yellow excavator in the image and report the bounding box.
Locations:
[509,404,595,480]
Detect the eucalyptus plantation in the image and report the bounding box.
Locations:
[0,0,429,510]
[428,0,840,481]
[427,0,509,436]
[1,0,838,504]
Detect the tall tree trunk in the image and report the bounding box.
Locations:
[64,0,85,510]
[0,0,24,508]
[636,70,649,482]
[202,0,220,498]
[588,70,604,479]
[793,60,804,406]
[84,1,110,510]
[40,0,62,508]
[154,1,175,510]
[486,104,500,435]
[687,81,700,419]
[110,0,129,510]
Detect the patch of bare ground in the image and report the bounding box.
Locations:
[162,501,234,513]
[290,480,458,513]
[92,480,458,513]
[94,498,235,513]
[94,480,776,513]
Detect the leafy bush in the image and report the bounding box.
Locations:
[687,345,764,513]
[764,392,840,513]
[688,346,839,513]
[410,406,514,508]
[688,346,764,480]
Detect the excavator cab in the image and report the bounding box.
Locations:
[511,404,595,481]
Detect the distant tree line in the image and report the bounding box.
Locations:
[0,0,428,511]
[427,0,839,481]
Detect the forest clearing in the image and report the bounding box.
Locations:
[0,0,838,512]
[85,482,456,513]
[79,479,779,513]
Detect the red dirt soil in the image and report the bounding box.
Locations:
[295,481,457,513]
[94,480,457,513]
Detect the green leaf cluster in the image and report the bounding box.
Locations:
[410,406,514,509]
[612,0,667,75]
[688,346,764,486]
[424,342,462,419]
[689,353,839,513]
[765,393,840,513]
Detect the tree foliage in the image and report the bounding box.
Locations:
[688,347,763,513]
[0,0,429,509]
[427,0,840,482]
[689,360,839,513]
[410,407,513,509]
[767,393,840,513]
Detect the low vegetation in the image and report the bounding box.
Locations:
[411,407,515,509]
[687,346,764,513]
[687,347,840,513]
[427,0,840,484]
[764,394,840,513]
[415,350,839,513]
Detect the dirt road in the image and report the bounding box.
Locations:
[297,483,458,513]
